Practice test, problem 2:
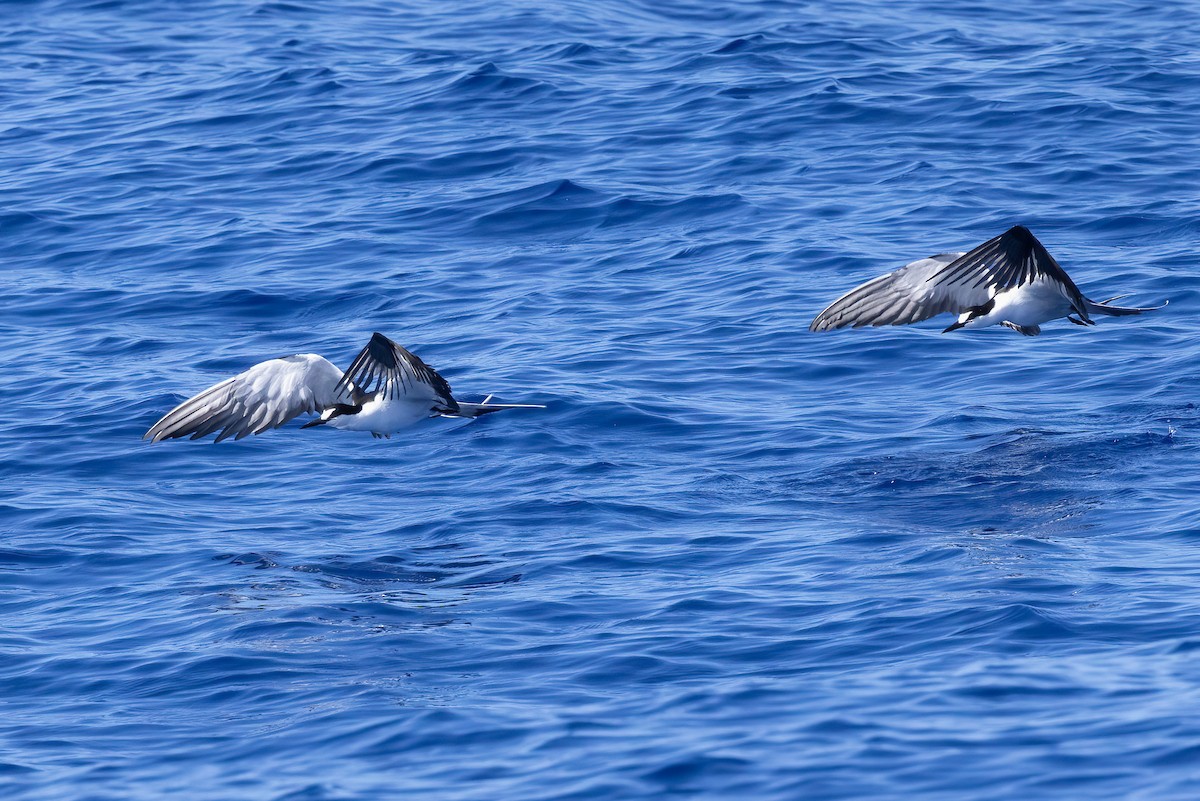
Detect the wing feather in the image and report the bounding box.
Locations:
[810,253,977,331]
[145,353,345,443]
[929,225,1085,309]
[334,332,458,411]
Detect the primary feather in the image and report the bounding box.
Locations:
[144,354,345,443]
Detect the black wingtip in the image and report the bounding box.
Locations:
[366,332,399,369]
[369,331,395,352]
[1000,224,1038,248]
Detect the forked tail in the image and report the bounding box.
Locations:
[447,395,547,418]
[1084,296,1168,317]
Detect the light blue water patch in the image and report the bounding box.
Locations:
[3,1,1200,799]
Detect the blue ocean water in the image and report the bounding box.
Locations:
[4,0,1200,798]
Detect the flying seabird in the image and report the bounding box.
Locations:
[144,332,544,442]
[810,225,1165,336]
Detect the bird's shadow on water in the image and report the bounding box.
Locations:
[210,540,523,626]
[711,411,1190,542]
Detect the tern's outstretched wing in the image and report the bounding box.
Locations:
[810,225,1084,331]
[144,353,344,442]
[335,332,458,412]
[931,225,1086,314]
[809,252,970,331]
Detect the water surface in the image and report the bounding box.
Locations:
[4,1,1200,799]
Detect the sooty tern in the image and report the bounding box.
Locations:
[810,225,1165,336]
[145,332,543,442]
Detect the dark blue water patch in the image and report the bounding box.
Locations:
[447,61,556,97]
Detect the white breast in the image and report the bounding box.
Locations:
[327,397,433,433]
[990,279,1072,326]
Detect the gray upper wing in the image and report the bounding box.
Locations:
[144,353,345,442]
[809,252,977,331]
